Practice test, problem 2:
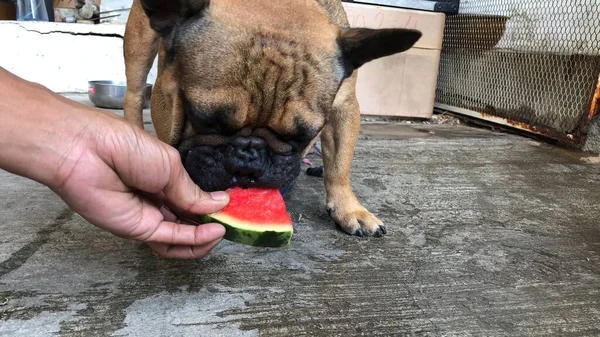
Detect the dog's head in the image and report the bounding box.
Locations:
[140,0,421,192]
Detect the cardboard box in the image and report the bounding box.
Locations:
[0,3,16,20]
[342,3,445,118]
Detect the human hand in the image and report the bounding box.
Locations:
[0,67,229,259]
[53,116,230,259]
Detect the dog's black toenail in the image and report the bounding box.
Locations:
[374,229,383,238]
[327,208,333,217]
[355,229,365,237]
[380,225,387,235]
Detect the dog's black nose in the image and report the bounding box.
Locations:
[227,136,268,185]
[231,137,266,164]
[231,136,268,150]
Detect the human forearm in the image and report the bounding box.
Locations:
[0,67,100,188]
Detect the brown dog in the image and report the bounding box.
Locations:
[123,0,421,237]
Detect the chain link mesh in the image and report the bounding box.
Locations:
[435,0,600,136]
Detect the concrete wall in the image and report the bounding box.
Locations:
[0,21,157,93]
[0,1,146,93]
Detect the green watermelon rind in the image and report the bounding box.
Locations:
[200,215,293,248]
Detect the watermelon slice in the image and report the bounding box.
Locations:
[200,187,293,247]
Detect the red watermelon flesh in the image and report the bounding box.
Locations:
[201,187,293,247]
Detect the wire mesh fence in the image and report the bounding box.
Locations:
[435,0,600,143]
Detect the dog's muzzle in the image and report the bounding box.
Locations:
[179,130,301,193]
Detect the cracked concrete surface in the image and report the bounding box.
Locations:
[14,25,124,39]
[3,21,125,38]
[1,96,600,336]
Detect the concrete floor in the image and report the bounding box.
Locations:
[1,96,600,336]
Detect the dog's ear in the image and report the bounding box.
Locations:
[140,0,210,36]
[338,28,422,70]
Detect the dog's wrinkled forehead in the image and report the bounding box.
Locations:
[164,0,343,138]
[173,0,340,55]
[174,16,341,96]
[171,0,342,86]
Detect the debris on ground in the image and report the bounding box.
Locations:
[360,112,461,126]
[431,113,462,125]
[306,166,324,178]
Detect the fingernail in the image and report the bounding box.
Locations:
[210,191,228,201]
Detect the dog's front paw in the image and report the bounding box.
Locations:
[327,201,386,237]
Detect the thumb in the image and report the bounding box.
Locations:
[163,149,229,216]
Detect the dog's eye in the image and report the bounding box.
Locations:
[182,95,239,136]
[281,127,320,153]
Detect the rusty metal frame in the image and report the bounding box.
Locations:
[587,71,600,123]
[435,68,600,147]
[434,103,579,144]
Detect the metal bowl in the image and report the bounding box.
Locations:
[88,80,153,110]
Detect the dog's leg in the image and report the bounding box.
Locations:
[123,0,159,129]
[321,73,386,237]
